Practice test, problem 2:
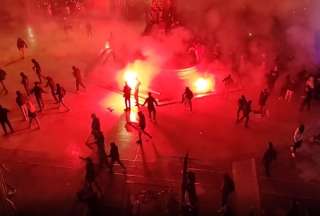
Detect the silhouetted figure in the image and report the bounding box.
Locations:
[30,82,46,111]
[123,82,131,110]
[143,92,158,121]
[93,130,109,170]
[236,95,246,121]
[134,79,141,106]
[72,66,86,91]
[17,37,27,58]
[221,174,235,207]
[300,86,312,111]
[26,99,40,129]
[91,113,101,134]
[0,105,14,135]
[16,91,28,121]
[258,89,269,117]
[284,78,296,102]
[0,69,8,95]
[279,75,291,100]
[137,111,146,144]
[45,76,58,102]
[239,100,252,128]
[266,66,279,91]
[182,87,194,111]
[291,124,304,158]
[80,157,102,195]
[109,142,126,172]
[20,72,30,95]
[262,142,277,177]
[56,83,69,111]
[31,59,42,83]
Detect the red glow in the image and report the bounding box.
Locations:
[124,70,138,89]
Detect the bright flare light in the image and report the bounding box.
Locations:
[194,77,213,93]
[124,70,138,89]
[104,41,110,49]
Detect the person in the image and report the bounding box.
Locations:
[300,86,313,111]
[143,92,158,121]
[45,76,58,103]
[55,83,69,111]
[16,91,28,121]
[0,69,8,95]
[108,142,126,173]
[30,82,46,111]
[279,75,290,100]
[221,174,235,208]
[291,124,304,158]
[262,142,277,177]
[93,130,109,170]
[239,100,252,128]
[20,72,30,95]
[134,79,141,107]
[258,89,269,117]
[79,157,102,195]
[26,98,40,129]
[137,111,146,144]
[284,78,295,102]
[0,105,14,135]
[182,87,194,111]
[72,66,86,91]
[266,66,279,91]
[236,95,247,122]
[31,59,42,83]
[91,113,101,134]
[86,22,93,38]
[123,82,131,111]
[17,37,27,58]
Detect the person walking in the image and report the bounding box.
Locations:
[143,92,158,121]
[17,37,28,58]
[0,105,14,135]
[123,82,131,111]
[300,86,313,111]
[182,87,194,111]
[236,95,247,122]
[91,113,101,134]
[93,130,110,170]
[20,72,30,95]
[30,82,46,111]
[31,59,42,83]
[137,111,146,144]
[79,157,102,195]
[15,91,29,121]
[26,98,40,129]
[109,142,126,173]
[55,83,69,111]
[45,76,58,103]
[284,78,296,102]
[290,124,304,158]
[258,89,269,117]
[239,100,252,128]
[72,66,86,91]
[262,142,277,177]
[0,69,8,95]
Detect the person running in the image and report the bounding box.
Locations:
[31,59,42,83]
[91,113,101,134]
[109,142,126,173]
[137,111,146,144]
[26,98,40,129]
[300,86,313,112]
[30,82,46,111]
[16,91,28,121]
[143,92,158,121]
[290,124,304,158]
[0,69,8,95]
[258,89,269,117]
[20,72,30,95]
[239,100,252,128]
[236,95,247,122]
[17,37,28,58]
[262,142,277,177]
[45,76,58,103]
[0,105,14,135]
[72,66,86,91]
[182,87,194,111]
[123,82,131,111]
[55,83,69,111]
